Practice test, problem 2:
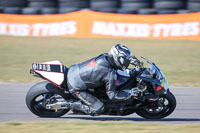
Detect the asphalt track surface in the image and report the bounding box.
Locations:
[0,83,200,124]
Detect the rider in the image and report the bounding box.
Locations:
[66,44,141,116]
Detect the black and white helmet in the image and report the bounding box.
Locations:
[109,44,133,70]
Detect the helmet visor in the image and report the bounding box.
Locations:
[118,54,132,70]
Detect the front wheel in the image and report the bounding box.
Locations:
[26,81,70,118]
[136,91,176,119]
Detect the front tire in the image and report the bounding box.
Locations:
[136,91,176,119]
[26,81,70,118]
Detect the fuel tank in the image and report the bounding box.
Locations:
[116,69,130,86]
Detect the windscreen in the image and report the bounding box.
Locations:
[140,57,168,90]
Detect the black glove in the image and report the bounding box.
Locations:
[129,84,147,97]
[129,68,140,77]
[130,57,143,68]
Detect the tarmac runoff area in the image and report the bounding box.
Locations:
[0,83,200,124]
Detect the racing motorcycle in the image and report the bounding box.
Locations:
[26,57,176,119]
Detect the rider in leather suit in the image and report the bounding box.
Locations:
[66,44,141,116]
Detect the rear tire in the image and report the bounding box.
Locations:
[26,81,70,118]
[136,91,176,119]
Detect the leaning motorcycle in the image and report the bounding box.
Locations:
[26,57,176,119]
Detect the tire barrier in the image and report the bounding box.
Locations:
[187,0,200,11]
[58,0,89,8]
[153,0,186,9]
[93,8,118,13]
[58,8,81,14]
[0,8,3,13]
[0,0,27,8]
[117,8,137,14]
[90,0,119,11]
[28,2,57,8]
[176,9,191,14]
[137,8,157,14]
[157,10,177,14]
[40,8,57,14]
[121,0,151,9]
[3,8,22,14]
[0,0,199,15]
[22,7,40,15]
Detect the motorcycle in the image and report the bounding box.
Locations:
[26,57,176,119]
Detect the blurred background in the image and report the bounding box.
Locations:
[0,0,200,87]
[0,0,200,15]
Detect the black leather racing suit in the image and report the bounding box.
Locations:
[67,53,132,115]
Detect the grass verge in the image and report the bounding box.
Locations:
[0,121,200,133]
[0,36,200,86]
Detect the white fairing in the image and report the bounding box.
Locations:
[35,70,64,85]
[117,69,130,77]
[35,60,64,86]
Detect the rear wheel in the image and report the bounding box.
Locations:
[136,91,176,119]
[26,81,70,117]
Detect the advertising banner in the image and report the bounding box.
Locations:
[0,10,200,40]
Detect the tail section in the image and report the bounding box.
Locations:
[30,61,67,88]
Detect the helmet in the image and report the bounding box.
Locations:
[109,44,133,70]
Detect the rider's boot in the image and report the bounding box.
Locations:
[66,91,104,116]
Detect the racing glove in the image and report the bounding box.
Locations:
[124,87,140,97]
[129,87,141,97]
[126,84,147,98]
[130,57,143,68]
[129,68,140,77]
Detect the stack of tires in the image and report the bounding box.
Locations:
[90,0,120,13]
[118,0,154,14]
[58,0,89,14]
[117,0,187,14]
[153,0,186,14]
[0,0,200,15]
[22,0,57,15]
[187,0,200,13]
[0,0,27,14]
[21,0,89,15]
